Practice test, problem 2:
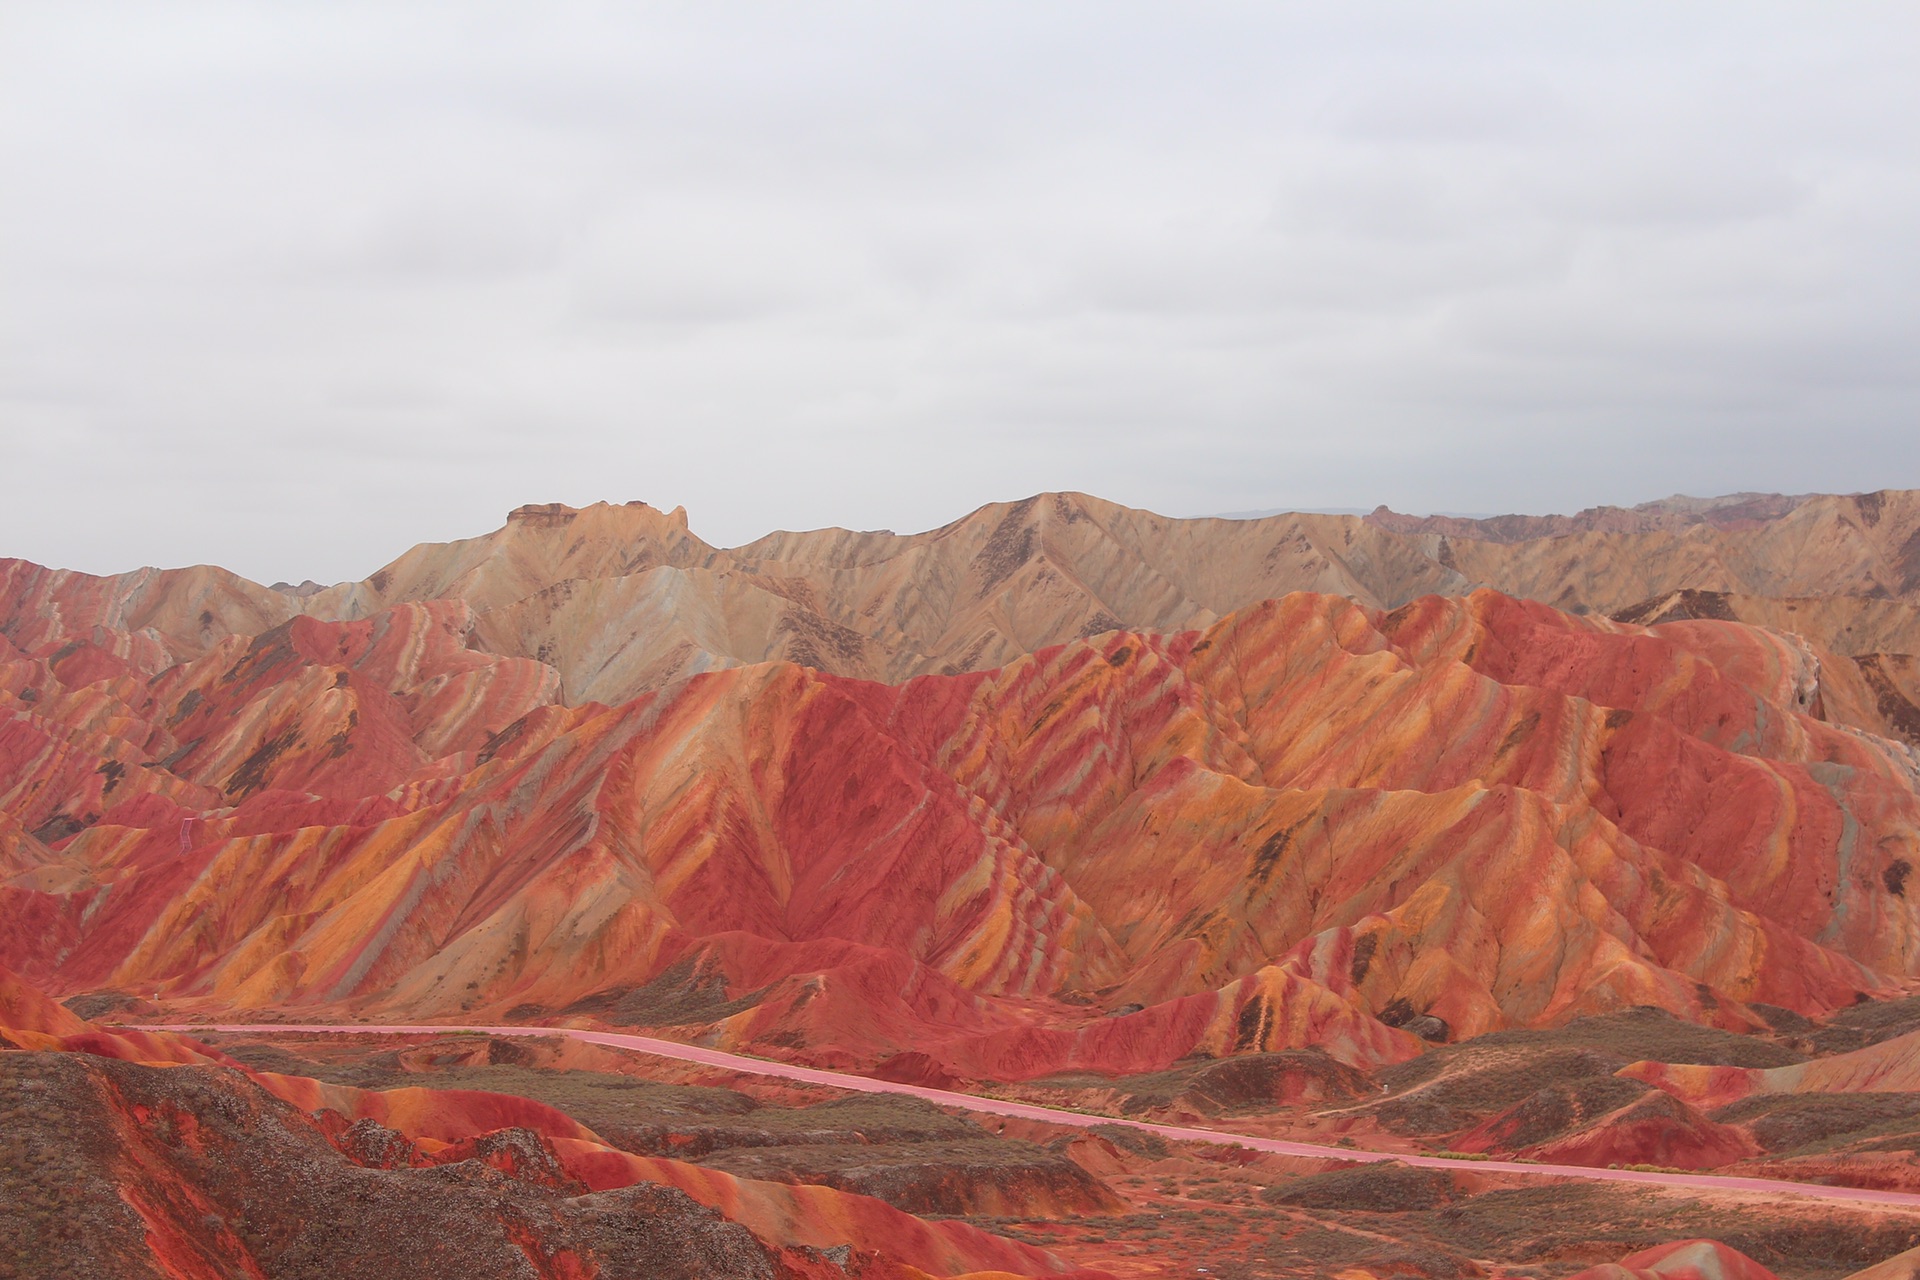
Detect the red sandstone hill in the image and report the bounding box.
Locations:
[4,566,1918,1081]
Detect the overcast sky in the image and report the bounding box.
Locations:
[3,3,1918,583]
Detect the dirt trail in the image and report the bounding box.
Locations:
[162,1021,1920,1210]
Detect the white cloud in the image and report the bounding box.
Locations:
[2,2,1917,581]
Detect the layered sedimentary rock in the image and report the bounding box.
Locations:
[11,489,1920,714]
[0,963,238,1071]
[1612,591,1920,662]
[1625,1028,1920,1111]
[5,567,1919,1080]
[14,492,1920,1278]
[1562,1239,1788,1280]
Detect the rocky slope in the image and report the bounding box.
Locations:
[0,968,1094,1280]
[6,573,1919,1081]
[13,492,1920,1278]
[13,970,1920,1280]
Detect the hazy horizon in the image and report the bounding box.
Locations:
[5,484,1874,586]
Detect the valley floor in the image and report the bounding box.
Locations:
[118,1013,1920,1280]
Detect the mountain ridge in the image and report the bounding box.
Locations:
[8,488,1920,716]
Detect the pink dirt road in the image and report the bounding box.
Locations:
[166,1021,1920,1211]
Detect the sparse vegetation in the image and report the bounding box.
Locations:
[18,995,1920,1280]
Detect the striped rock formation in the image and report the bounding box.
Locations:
[0,962,231,1068]
[1562,1240,1786,1280]
[4,570,1918,1081]
[1623,1028,1920,1111]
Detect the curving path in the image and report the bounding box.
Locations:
[166,1021,1920,1211]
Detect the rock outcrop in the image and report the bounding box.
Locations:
[6,576,1919,1080]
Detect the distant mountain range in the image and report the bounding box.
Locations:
[7,489,1919,709]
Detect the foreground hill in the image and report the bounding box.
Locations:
[10,967,1920,1278]
[0,966,1098,1280]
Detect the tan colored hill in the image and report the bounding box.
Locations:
[1365,490,1815,542]
[1439,489,1920,620]
[6,489,1920,718]
[346,488,1920,702]
[1613,589,1920,662]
